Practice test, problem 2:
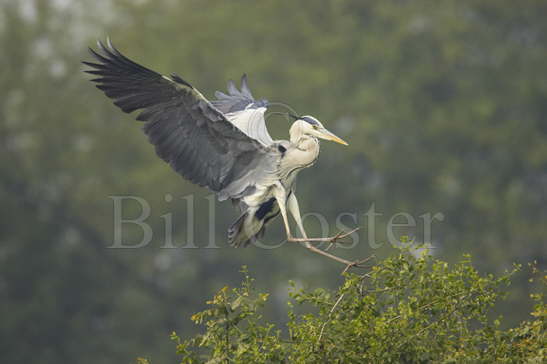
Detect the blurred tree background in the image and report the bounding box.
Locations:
[0,0,545,363]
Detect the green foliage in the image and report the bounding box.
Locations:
[170,256,545,363]
[172,267,285,363]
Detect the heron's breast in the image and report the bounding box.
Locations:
[241,184,274,207]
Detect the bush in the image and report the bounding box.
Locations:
[161,253,544,363]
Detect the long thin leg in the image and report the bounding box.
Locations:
[272,183,294,240]
[286,193,357,266]
[286,194,306,237]
[285,193,358,243]
[273,184,366,269]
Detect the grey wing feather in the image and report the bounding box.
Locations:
[211,74,274,146]
[84,39,279,200]
[239,75,253,98]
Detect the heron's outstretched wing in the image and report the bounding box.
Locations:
[212,75,274,146]
[84,39,278,200]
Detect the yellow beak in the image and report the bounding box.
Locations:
[321,129,349,146]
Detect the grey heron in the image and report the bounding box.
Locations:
[84,40,360,266]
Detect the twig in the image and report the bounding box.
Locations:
[394,305,460,350]
[386,291,468,324]
[317,293,345,344]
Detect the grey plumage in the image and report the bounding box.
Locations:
[212,74,268,114]
[84,39,348,248]
[84,39,277,202]
[212,75,274,146]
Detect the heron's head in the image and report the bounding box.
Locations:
[290,115,348,146]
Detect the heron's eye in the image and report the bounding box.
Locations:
[313,125,319,129]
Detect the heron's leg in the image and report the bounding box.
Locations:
[272,184,294,240]
[286,193,359,266]
[286,193,309,240]
[285,193,359,243]
[273,184,365,268]
[287,229,359,243]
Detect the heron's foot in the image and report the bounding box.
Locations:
[341,255,376,274]
[287,227,359,244]
[288,227,374,273]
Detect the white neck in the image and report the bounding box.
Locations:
[289,120,311,144]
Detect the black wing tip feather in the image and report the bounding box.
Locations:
[170,73,193,88]
[82,37,171,114]
[83,38,159,77]
[83,38,195,90]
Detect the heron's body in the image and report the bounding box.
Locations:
[231,134,320,246]
[84,40,349,251]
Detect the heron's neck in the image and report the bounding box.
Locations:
[289,120,313,145]
[289,122,320,160]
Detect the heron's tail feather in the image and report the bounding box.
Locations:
[228,211,262,248]
[228,199,279,248]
